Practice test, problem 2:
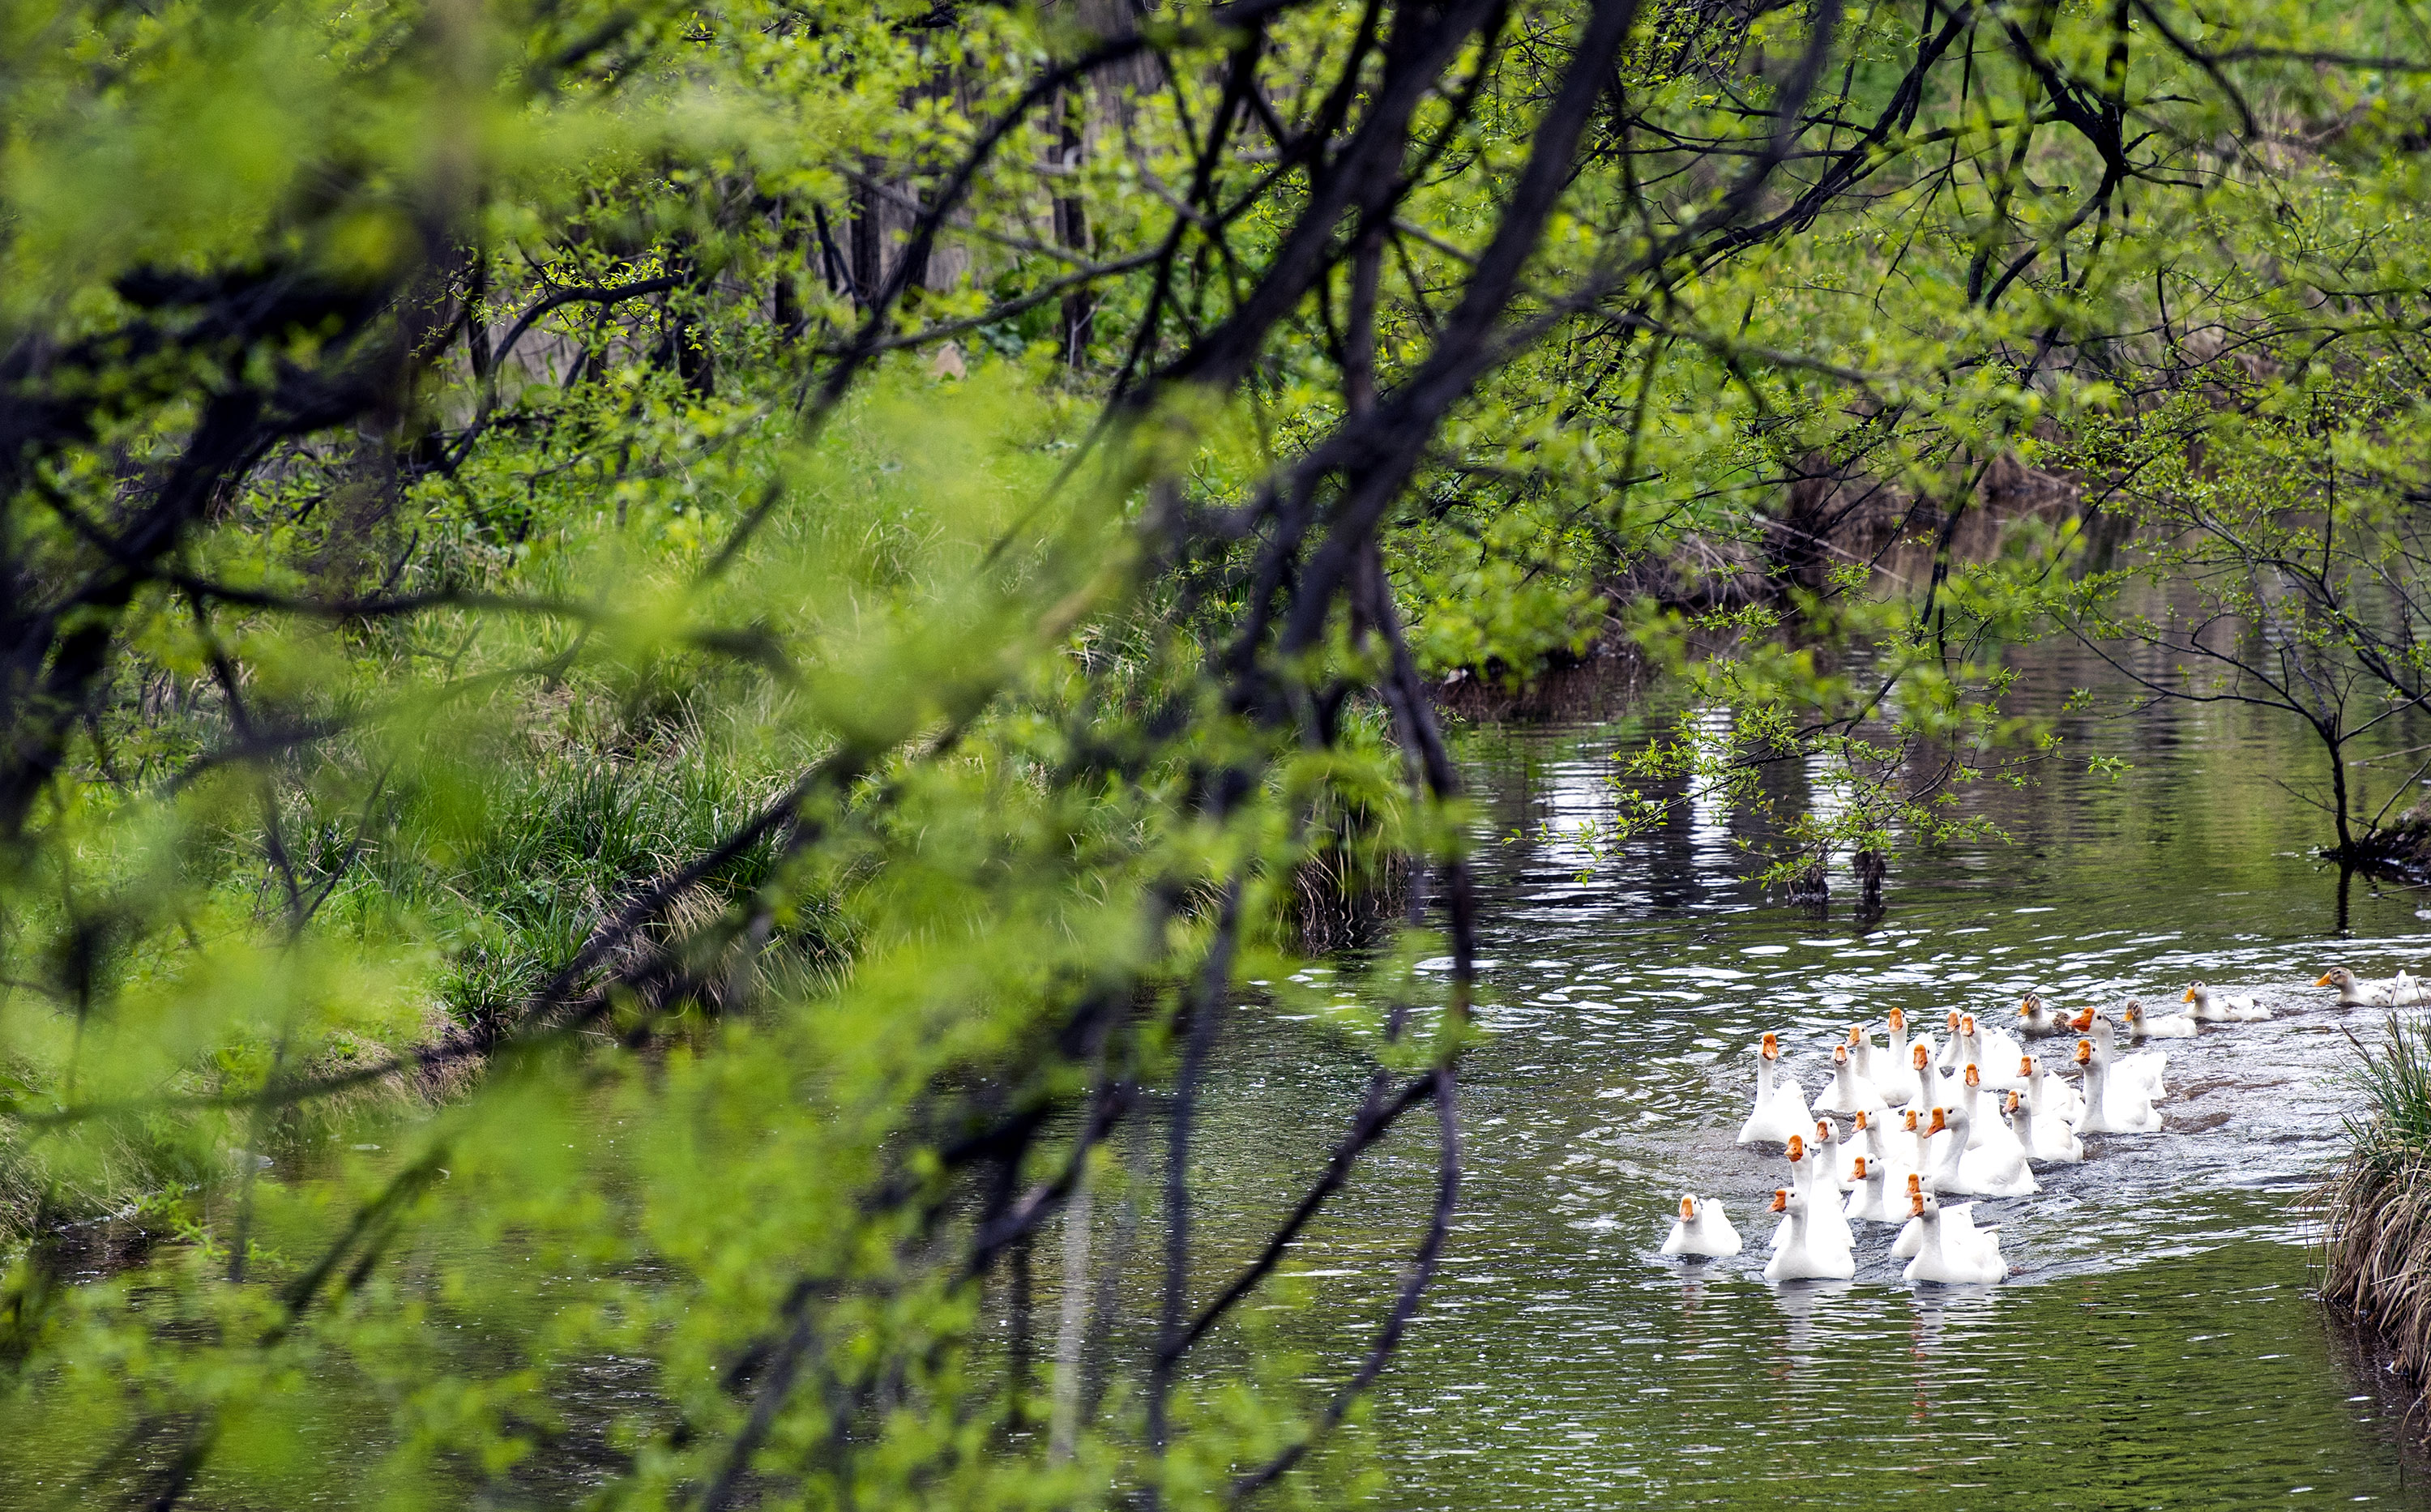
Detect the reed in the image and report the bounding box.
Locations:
[2317,1014,2431,1388]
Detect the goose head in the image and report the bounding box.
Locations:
[2005,1089,2024,1120]
[1832,1043,1852,1071]
[1959,1013,1980,1040]
[1850,1155,1871,1181]
[2067,1006,2096,1032]
[1761,1031,1782,1062]
[1910,1189,1938,1219]
[1852,1110,1871,1136]
[2074,1036,2095,1067]
[1926,1106,1951,1136]
[1911,1042,1932,1072]
[1963,1063,1981,1090]
[1888,1006,1908,1035]
[2018,1053,2036,1083]
[1846,1023,1867,1049]
[2316,968,2357,990]
[1678,1195,1701,1223]
[2183,982,2206,1004]
[1945,1010,1963,1036]
[1812,1118,1835,1147]
[1770,1186,1800,1215]
[1785,1133,1806,1164]
[1902,1108,1922,1134]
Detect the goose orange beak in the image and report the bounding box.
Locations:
[1680,1196,1696,1219]
[1905,1172,1922,1192]
[1787,1134,1805,1159]
[1851,1156,1868,1177]
[2019,1056,2033,1077]
[1928,1108,1947,1133]
[1853,1111,1869,1131]
[1771,1189,1788,1212]
[2183,987,2198,1002]
[2006,1091,2020,1113]
[1961,1014,1977,1033]
[2069,1009,2094,1030]
[1912,1044,1929,1068]
[1964,1064,1980,1087]
[2074,1039,2093,1064]
[2315,973,2336,988]
[1911,1192,1926,1215]
[1889,1008,1905,1030]
[1834,1044,1850,1065]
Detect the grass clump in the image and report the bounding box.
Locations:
[2317,1014,2431,1389]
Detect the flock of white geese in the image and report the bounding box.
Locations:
[1658,967,2424,1285]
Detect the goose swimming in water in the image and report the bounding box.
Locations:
[2123,999,2198,1040]
[1763,1186,1855,1282]
[1660,1195,1743,1258]
[2017,993,2070,1039]
[1815,1041,1889,1116]
[1893,1170,1989,1259]
[1736,1032,1814,1146]
[2315,967,2427,1007]
[1878,1009,1933,1103]
[1902,1190,2008,1285]
[2073,1010,2168,1100]
[1839,1109,1886,1184]
[2074,1037,2164,1134]
[2183,982,2270,1023]
[1926,1103,2038,1197]
[1959,1014,2030,1087]
[2017,1053,2084,1124]
[2010,1087,2083,1164]
[1843,1155,1905,1224]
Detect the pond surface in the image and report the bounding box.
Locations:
[1211,654,2431,1506]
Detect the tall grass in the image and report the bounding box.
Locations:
[2317,1014,2431,1386]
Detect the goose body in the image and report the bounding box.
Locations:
[2075,1013,2167,1100]
[1839,1109,1886,1185]
[1763,1187,1855,1282]
[2010,1088,2083,1164]
[1736,1033,1814,1146]
[1660,1195,1743,1258]
[1902,1191,2008,1285]
[2074,1038,2164,1134]
[2184,983,2269,1023]
[2123,1000,2197,1040]
[2317,968,2427,1007]
[1814,1041,1888,1116]
[1927,1104,2038,1197]
[1893,1172,1988,1258]
[1963,1016,2030,1087]
[1843,1155,1905,1224]
[1809,1118,1857,1194]
[2017,1053,2084,1123]
[2017,993,2070,1039]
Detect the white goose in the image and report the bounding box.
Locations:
[1957,1065,2031,1164]
[1660,1195,1743,1258]
[2010,1087,2083,1164]
[2183,982,2270,1023]
[1932,1010,1969,1073]
[2122,999,2197,1040]
[1763,1186,1854,1282]
[2016,1053,2085,1124]
[1893,1170,1989,1258]
[1736,1031,1814,1146]
[2073,1037,2163,1134]
[2073,1010,2167,1100]
[1790,1132,1857,1254]
[1808,1117,1857,1194]
[2315,967,2426,1007]
[1925,1103,2038,1197]
[1903,1040,1955,1113]
[1843,1155,1905,1224]
[1878,1008,1933,1104]
[1959,1014,2030,1088]
[1844,1023,1886,1097]
[1901,1190,2008,1285]
[1839,1109,1886,1184]
[1814,1041,1887,1116]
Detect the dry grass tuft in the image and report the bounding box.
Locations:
[2317,1014,2431,1391]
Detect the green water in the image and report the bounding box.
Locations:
[1202,656,2431,1506]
